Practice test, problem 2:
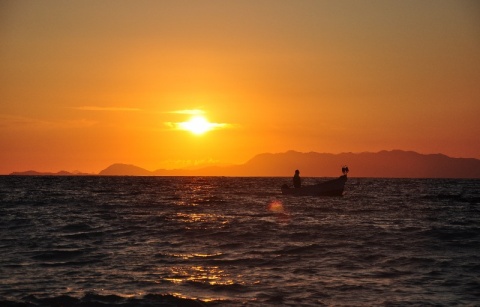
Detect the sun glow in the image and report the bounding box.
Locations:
[179,116,215,135]
[165,110,229,136]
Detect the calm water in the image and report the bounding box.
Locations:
[1,176,479,306]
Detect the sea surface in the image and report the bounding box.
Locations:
[1,176,479,306]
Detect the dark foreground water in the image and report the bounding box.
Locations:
[1,176,479,306]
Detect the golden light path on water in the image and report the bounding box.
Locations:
[155,180,297,302]
[161,210,247,302]
[154,196,294,303]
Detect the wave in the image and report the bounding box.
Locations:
[31,249,85,261]
[2,177,479,306]
[1,292,218,307]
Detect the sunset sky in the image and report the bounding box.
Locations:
[1,1,479,174]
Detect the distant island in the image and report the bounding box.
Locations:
[9,150,480,178]
[9,170,92,176]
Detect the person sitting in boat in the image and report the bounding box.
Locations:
[293,169,301,188]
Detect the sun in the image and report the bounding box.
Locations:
[166,111,229,135]
[179,115,215,135]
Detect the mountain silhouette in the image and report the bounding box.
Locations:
[9,150,480,178]
[9,170,90,176]
[233,150,480,178]
[98,164,153,176]
[95,150,480,178]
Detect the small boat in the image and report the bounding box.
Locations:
[281,175,348,196]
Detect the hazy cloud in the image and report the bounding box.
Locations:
[161,158,222,169]
[73,106,141,112]
[164,119,229,132]
[166,109,205,115]
[0,115,96,130]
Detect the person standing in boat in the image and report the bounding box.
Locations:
[293,169,301,188]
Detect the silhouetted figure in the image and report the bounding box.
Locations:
[342,165,349,175]
[293,169,301,188]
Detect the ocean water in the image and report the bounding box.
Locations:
[1,176,479,306]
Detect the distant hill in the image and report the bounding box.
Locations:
[94,150,480,178]
[10,170,90,176]
[98,164,153,176]
[97,164,200,176]
[231,150,480,178]
[10,150,480,178]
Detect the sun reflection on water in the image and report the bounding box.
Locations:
[164,252,223,260]
[164,265,237,286]
[172,212,230,230]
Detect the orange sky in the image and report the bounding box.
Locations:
[1,1,479,174]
